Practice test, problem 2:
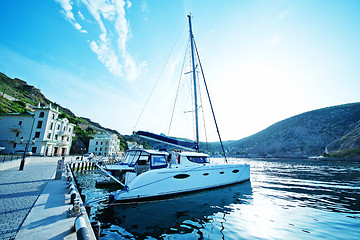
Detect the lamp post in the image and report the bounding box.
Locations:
[19,137,35,171]
[19,114,36,171]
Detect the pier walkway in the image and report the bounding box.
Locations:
[0,157,94,240]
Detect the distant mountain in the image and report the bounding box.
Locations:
[0,72,128,153]
[226,103,360,159]
[3,72,359,159]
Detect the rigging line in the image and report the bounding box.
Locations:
[196,70,209,149]
[193,40,228,163]
[168,39,190,136]
[133,21,187,131]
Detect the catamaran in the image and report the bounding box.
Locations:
[104,15,250,203]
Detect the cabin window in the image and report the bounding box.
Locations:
[187,156,209,163]
[151,155,167,169]
[174,174,190,179]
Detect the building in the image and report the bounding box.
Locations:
[0,103,75,156]
[88,133,121,157]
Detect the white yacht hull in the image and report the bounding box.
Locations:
[113,163,250,202]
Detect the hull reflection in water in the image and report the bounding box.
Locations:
[95,181,253,239]
[80,158,360,239]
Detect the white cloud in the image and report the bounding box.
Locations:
[55,0,87,33]
[126,0,132,9]
[78,11,85,20]
[55,0,146,80]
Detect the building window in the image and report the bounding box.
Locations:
[50,123,53,129]
[100,148,102,151]
[13,143,17,148]
[96,142,98,145]
[67,137,69,141]
[52,114,55,120]
[57,125,60,130]
[95,147,97,151]
[101,142,103,145]
[35,132,40,138]
[61,136,64,141]
[55,135,58,140]
[31,147,37,154]
[39,112,44,118]
[16,132,20,137]
[47,133,51,139]
[19,120,22,125]
[69,127,71,132]
[37,121,43,129]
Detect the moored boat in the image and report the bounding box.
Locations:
[106,15,250,203]
[107,148,249,202]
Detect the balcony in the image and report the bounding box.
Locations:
[57,140,68,146]
[8,137,21,142]
[10,125,23,132]
[57,130,70,136]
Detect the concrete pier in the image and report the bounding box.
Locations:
[0,157,95,240]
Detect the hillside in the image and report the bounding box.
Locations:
[0,72,128,153]
[226,103,360,158]
[2,72,359,159]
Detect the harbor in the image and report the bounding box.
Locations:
[75,157,360,240]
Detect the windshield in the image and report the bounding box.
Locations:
[122,151,140,165]
[121,151,151,166]
[151,155,167,169]
[187,156,209,164]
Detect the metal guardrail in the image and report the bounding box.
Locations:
[0,154,23,163]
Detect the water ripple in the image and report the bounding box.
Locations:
[75,158,360,239]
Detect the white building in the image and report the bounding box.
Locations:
[0,103,75,156]
[88,133,121,157]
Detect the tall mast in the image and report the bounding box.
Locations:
[188,14,199,149]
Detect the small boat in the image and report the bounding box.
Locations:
[107,15,250,203]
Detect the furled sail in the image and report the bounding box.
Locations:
[134,131,199,151]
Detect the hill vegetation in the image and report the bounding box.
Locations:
[225,103,360,159]
[1,72,359,159]
[0,72,128,153]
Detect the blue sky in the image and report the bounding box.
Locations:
[0,0,359,141]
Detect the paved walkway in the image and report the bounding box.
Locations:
[0,157,58,239]
[0,157,94,240]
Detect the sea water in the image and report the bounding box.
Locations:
[75,158,360,239]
